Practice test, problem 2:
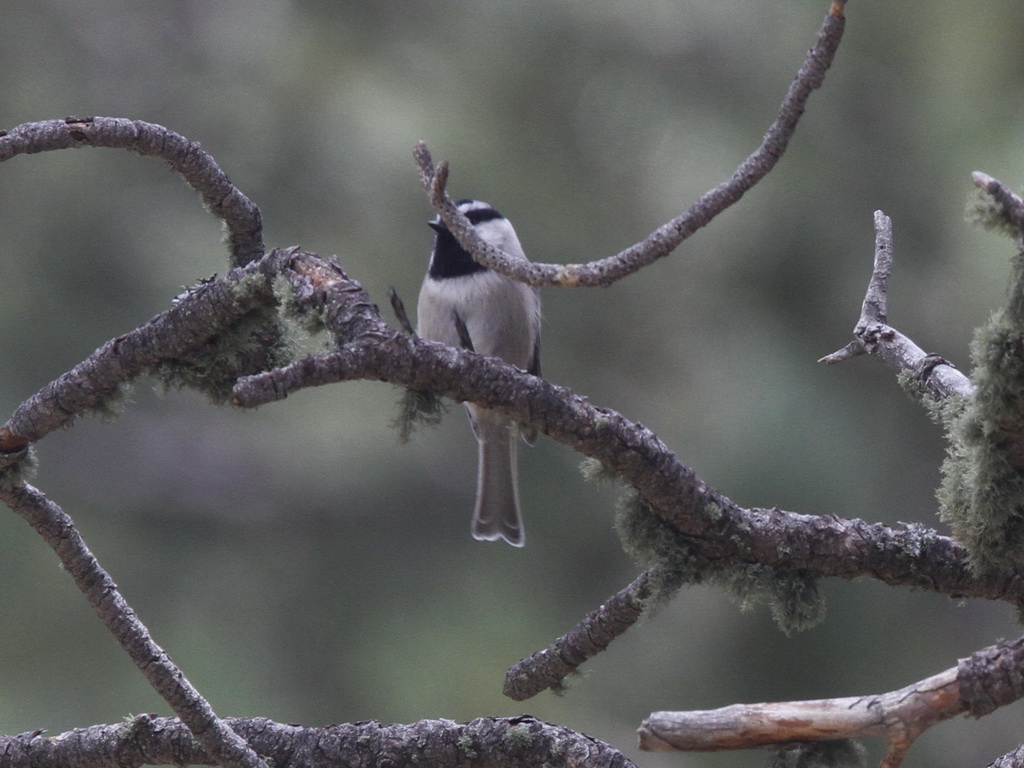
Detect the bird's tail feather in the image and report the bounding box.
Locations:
[472,419,524,547]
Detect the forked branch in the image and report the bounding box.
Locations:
[820,210,974,400]
[235,251,1024,604]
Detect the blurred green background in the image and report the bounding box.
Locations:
[1,2,1023,766]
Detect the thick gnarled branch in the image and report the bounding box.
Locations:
[226,247,1024,706]
[414,1,847,288]
[0,714,635,768]
[233,250,1024,607]
[3,233,1020,737]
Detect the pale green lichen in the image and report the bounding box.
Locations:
[615,491,824,634]
[938,243,1024,569]
[0,448,37,491]
[965,186,1023,239]
[154,273,292,404]
[392,388,448,443]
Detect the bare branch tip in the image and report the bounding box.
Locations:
[414,141,437,191]
[430,161,450,204]
[818,341,864,364]
[971,170,994,188]
[413,140,432,167]
[829,0,846,18]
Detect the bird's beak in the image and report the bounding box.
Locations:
[428,220,446,234]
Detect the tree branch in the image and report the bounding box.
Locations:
[503,511,1024,700]
[0,483,269,768]
[0,714,635,768]
[0,261,277,464]
[1,0,1020,760]
[414,0,847,288]
[638,667,959,768]
[972,171,1024,235]
[638,633,1024,768]
[503,570,652,701]
[990,744,1024,768]
[5,235,999,716]
[820,210,974,400]
[233,250,1024,608]
[0,117,264,266]
[3,106,1022,764]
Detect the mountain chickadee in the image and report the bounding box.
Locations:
[417,200,541,547]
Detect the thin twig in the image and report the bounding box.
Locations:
[820,210,974,400]
[0,117,264,266]
[388,287,415,335]
[414,1,847,288]
[504,570,652,701]
[863,209,894,324]
[0,483,269,768]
